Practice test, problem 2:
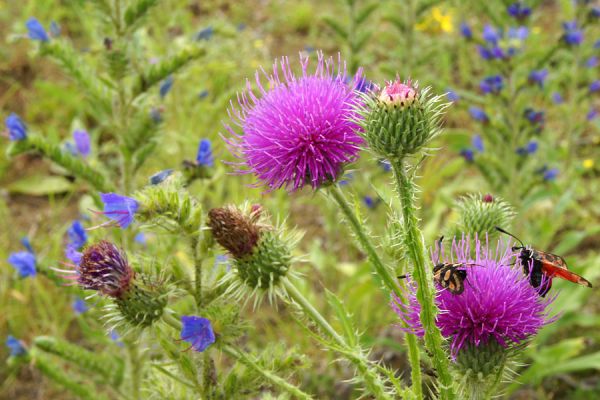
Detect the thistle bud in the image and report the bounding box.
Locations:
[452,193,515,238]
[355,78,449,160]
[208,204,298,302]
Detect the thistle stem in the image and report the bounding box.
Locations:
[283,279,393,399]
[328,184,423,399]
[391,160,455,400]
[191,236,203,308]
[221,344,313,400]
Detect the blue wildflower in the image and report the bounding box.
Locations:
[524,108,544,125]
[562,21,584,46]
[552,92,564,104]
[516,140,538,155]
[595,40,600,49]
[196,139,214,167]
[480,75,504,94]
[159,75,174,98]
[6,336,26,356]
[483,25,501,45]
[72,298,88,314]
[543,168,559,181]
[587,108,598,120]
[180,316,216,352]
[25,18,49,42]
[99,193,139,228]
[149,169,173,185]
[472,134,484,152]
[379,160,392,172]
[460,22,472,39]
[5,113,27,141]
[8,251,36,278]
[585,56,598,68]
[460,148,475,162]
[338,172,354,185]
[363,196,376,209]
[198,90,209,99]
[446,89,459,102]
[508,26,529,41]
[73,130,91,157]
[110,330,124,347]
[478,45,504,60]
[50,21,61,37]
[507,2,532,20]
[590,81,600,93]
[21,237,34,253]
[590,7,600,19]
[528,69,548,87]
[135,232,147,246]
[469,106,489,123]
[65,245,82,265]
[68,220,87,250]
[195,26,214,41]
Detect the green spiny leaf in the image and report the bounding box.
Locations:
[124,0,161,28]
[322,16,348,39]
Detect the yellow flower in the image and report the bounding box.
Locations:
[583,159,594,169]
[415,7,454,34]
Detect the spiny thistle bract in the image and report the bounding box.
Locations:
[208,204,300,304]
[223,51,364,191]
[452,193,515,238]
[354,78,449,160]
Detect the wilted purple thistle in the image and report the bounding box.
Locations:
[63,241,134,298]
[528,69,548,87]
[25,18,49,42]
[480,75,503,95]
[224,52,364,191]
[180,316,216,352]
[73,130,91,157]
[392,237,555,356]
[562,21,584,46]
[99,193,139,228]
[469,106,489,123]
[4,113,27,141]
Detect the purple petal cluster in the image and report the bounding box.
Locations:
[224,52,364,191]
[392,237,555,357]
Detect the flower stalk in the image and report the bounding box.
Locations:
[391,160,455,400]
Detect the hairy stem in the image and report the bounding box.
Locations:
[283,279,393,399]
[328,184,423,398]
[391,160,455,400]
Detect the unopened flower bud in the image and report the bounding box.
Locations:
[208,206,261,258]
[378,80,418,107]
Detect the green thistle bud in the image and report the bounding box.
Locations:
[114,282,167,327]
[208,204,299,303]
[355,79,449,160]
[451,193,515,239]
[453,341,513,400]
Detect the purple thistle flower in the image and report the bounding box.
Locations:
[149,169,173,185]
[472,134,484,152]
[6,335,26,356]
[562,21,584,46]
[507,2,532,20]
[99,193,139,228]
[479,75,504,95]
[528,69,548,87]
[460,148,474,162]
[590,80,600,93]
[224,52,364,191]
[5,113,27,141]
[180,316,216,352]
[552,92,564,104]
[25,18,49,42]
[73,130,91,157]
[72,297,88,314]
[391,237,555,357]
[68,220,87,250]
[159,75,174,98]
[62,241,134,298]
[469,106,489,123]
[460,22,472,39]
[196,139,214,167]
[8,251,36,278]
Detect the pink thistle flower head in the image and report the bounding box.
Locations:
[378,79,418,107]
[392,236,555,357]
[224,51,365,191]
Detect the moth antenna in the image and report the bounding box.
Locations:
[435,236,444,264]
[495,226,525,248]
